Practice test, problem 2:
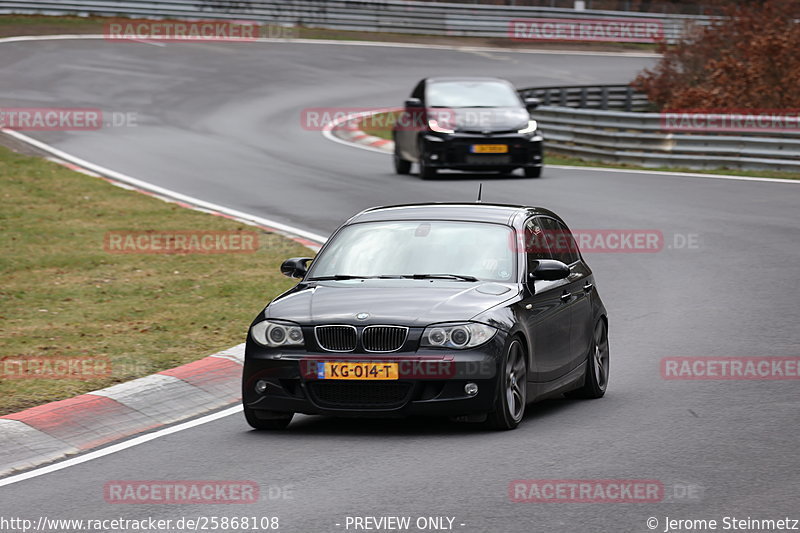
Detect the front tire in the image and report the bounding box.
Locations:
[524,167,542,178]
[487,338,527,430]
[570,319,609,399]
[419,159,437,179]
[243,406,293,430]
[417,140,437,179]
[394,145,411,174]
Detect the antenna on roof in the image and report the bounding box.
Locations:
[477,183,483,203]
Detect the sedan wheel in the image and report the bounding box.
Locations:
[394,154,411,174]
[417,141,437,179]
[488,339,527,430]
[393,143,411,174]
[524,167,542,178]
[570,319,609,399]
[243,407,293,430]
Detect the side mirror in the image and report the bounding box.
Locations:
[524,97,540,111]
[280,257,313,279]
[404,97,423,108]
[529,259,570,281]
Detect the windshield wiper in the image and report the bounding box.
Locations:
[308,274,478,281]
[307,274,374,281]
[307,274,405,281]
[405,274,479,282]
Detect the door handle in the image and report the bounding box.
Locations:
[583,282,594,292]
[560,291,571,302]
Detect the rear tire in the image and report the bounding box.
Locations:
[243,406,293,430]
[569,319,609,399]
[487,338,527,430]
[524,167,542,178]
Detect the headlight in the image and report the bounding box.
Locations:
[428,119,454,134]
[421,323,497,349]
[517,120,538,134]
[250,320,304,348]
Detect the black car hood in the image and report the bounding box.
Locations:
[264,280,519,327]
[439,107,529,133]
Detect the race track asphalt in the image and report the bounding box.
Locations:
[1,38,798,532]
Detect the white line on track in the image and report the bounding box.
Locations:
[0,31,789,486]
[544,164,799,184]
[0,129,328,243]
[321,107,399,154]
[0,34,659,57]
[0,406,242,488]
[322,109,800,185]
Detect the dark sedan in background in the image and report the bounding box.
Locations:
[393,77,544,178]
[242,203,608,430]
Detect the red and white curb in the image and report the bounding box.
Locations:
[322,108,395,155]
[0,345,245,477]
[0,130,325,478]
[320,101,799,185]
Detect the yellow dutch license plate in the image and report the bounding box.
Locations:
[471,144,508,154]
[323,362,399,380]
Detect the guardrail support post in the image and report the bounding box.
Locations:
[625,86,634,112]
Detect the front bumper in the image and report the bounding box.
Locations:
[242,332,507,418]
[421,132,543,171]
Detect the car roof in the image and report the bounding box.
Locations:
[348,203,562,226]
[425,76,512,84]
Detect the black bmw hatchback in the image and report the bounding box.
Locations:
[392,77,544,178]
[242,203,608,430]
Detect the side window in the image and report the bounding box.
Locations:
[556,221,581,265]
[523,218,553,275]
[539,217,580,265]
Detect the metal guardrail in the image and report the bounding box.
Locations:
[519,84,650,111]
[521,85,800,172]
[1,0,709,42]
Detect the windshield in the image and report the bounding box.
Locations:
[426,81,522,108]
[308,220,515,282]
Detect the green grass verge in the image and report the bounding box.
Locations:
[360,111,800,180]
[0,15,104,37]
[0,146,310,415]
